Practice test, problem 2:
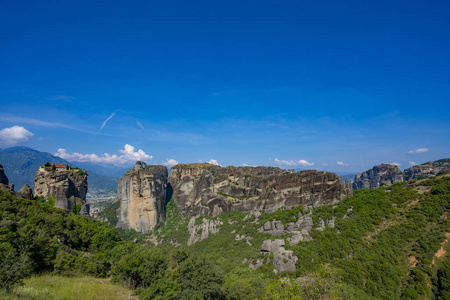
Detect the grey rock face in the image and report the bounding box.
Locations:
[134,161,147,171]
[260,239,298,273]
[187,217,223,246]
[18,184,34,200]
[34,168,88,212]
[116,164,167,233]
[258,212,314,245]
[168,164,351,218]
[353,164,403,190]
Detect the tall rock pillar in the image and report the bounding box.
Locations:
[116,161,168,233]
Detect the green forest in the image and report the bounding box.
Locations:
[1,175,450,299]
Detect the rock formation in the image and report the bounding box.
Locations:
[168,164,351,218]
[259,212,314,245]
[116,162,167,233]
[0,163,34,199]
[18,184,34,200]
[261,239,298,273]
[353,164,403,190]
[187,217,223,246]
[404,159,450,181]
[33,165,89,216]
[0,164,9,186]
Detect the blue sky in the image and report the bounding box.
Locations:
[1,0,449,172]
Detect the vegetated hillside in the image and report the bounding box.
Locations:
[2,175,450,299]
[142,174,449,299]
[0,146,118,196]
[97,201,120,227]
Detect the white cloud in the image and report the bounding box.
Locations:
[274,158,314,167]
[55,144,153,166]
[100,112,116,130]
[409,161,418,166]
[241,163,256,167]
[337,161,345,166]
[408,148,429,154]
[136,121,144,129]
[0,126,34,146]
[208,159,220,166]
[322,163,328,166]
[298,159,314,166]
[163,158,178,166]
[391,162,400,167]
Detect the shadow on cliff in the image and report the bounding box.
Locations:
[165,182,173,204]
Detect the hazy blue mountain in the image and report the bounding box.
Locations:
[0,146,118,194]
[71,161,130,178]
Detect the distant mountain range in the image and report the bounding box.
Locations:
[0,146,121,195]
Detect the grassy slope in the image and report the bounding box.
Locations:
[2,275,136,300]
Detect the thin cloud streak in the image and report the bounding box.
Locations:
[100,113,116,130]
[0,114,97,134]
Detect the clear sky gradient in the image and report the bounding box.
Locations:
[1,0,449,171]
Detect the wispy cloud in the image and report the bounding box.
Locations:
[163,158,178,166]
[407,148,429,154]
[0,126,34,146]
[46,95,75,102]
[391,162,400,167]
[100,113,116,130]
[409,161,417,166]
[55,144,153,166]
[136,121,144,129]
[274,158,314,167]
[0,114,96,134]
[336,161,346,166]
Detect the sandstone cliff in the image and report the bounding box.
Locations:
[168,163,351,217]
[404,159,450,181]
[116,162,167,233]
[33,166,89,216]
[353,164,403,190]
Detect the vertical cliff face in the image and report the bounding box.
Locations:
[353,164,403,190]
[33,167,89,215]
[168,164,351,217]
[116,162,168,233]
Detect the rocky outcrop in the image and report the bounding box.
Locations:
[33,166,89,215]
[259,212,314,245]
[0,164,8,186]
[18,184,34,200]
[0,163,35,199]
[353,164,403,190]
[187,217,223,246]
[168,164,351,218]
[116,162,167,233]
[261,239,298,273]
[404,159,450,181]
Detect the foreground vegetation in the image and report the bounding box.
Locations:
[1,275,136,300]
[1,175,449,299]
